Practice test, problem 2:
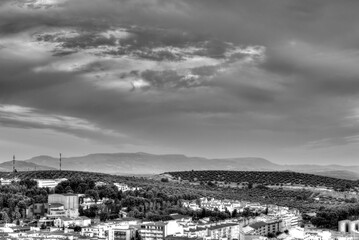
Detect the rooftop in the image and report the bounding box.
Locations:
[142,222,167,226]
[49,203,64,208]
[250,221,267,229]
[208,223,238,230]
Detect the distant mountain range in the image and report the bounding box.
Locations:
[0,152,358,180]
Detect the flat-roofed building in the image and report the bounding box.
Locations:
[34,178,67,189]
[139,221,183,240]
[250,220,282,236]
[108,225,138,240]
[54,216,91,228]
[48,194,79,218]
[207,223,240,240]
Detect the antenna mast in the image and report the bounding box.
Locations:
[12,155,16,179]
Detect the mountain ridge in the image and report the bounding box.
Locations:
[0,152,356,180]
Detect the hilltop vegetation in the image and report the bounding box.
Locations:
[0,170,120,182]
[166,170,359,191]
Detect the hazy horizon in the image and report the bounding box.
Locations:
[1,0,359,165]
[2,151,359,168]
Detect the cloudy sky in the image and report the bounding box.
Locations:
[1,0,359,165]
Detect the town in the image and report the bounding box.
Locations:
[0,176,357,240]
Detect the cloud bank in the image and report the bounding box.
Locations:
[1,0,359,164]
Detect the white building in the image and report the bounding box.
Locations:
[81,224,112,239]
[139,221,184,240]
[0,178,20,185]
[54,216,91,228]
[108,225,136,240]
[114,183,130,192]
[114,183,141,192]
[34,178,67,189]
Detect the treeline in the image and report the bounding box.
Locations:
[166,170,358,190]
[0,170,126,183]
[307,204,359,229]
[0,179,49,223]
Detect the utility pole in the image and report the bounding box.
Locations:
[59,153,62,171]
[12,155,15,179]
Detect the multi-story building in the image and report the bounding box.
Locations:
[182,222,240,240]
[290,215,302,228]
[249,220,282,236]
[54,216,91,228]
[207,223,240,240]
[185,227,208,239]
[80,196,108,210]
[139,221,183,240]
[140,222,167,240]
[82,224,112,239]
[48,194,79,218]
[46,203,67,219]
[108,225,137,240]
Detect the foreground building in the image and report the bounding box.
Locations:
[48,194,79,218]
[249,219,282,236]
[139,221,184,240]
[207,223,240,240]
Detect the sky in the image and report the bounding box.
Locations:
[1,0,359,165]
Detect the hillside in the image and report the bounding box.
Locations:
[0,160,55,172]
[165,170,359,190]
[309,170,359,181]
[0,152,356,179]
[0,170,123,182]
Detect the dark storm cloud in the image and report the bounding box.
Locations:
[2,0,359,162]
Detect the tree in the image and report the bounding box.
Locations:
[232,209,238,218]
[74,226,82,232]
[55,185,64,194]
[100,212,108,222]
[224,208,231,217]
[267,233,276,238]
[85,190,99,202]
[65,186,73,193]
[0,212,10,223]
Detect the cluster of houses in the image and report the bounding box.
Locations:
[182,198,300,217]
[1,212,353,240]
[0,179,355,240]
